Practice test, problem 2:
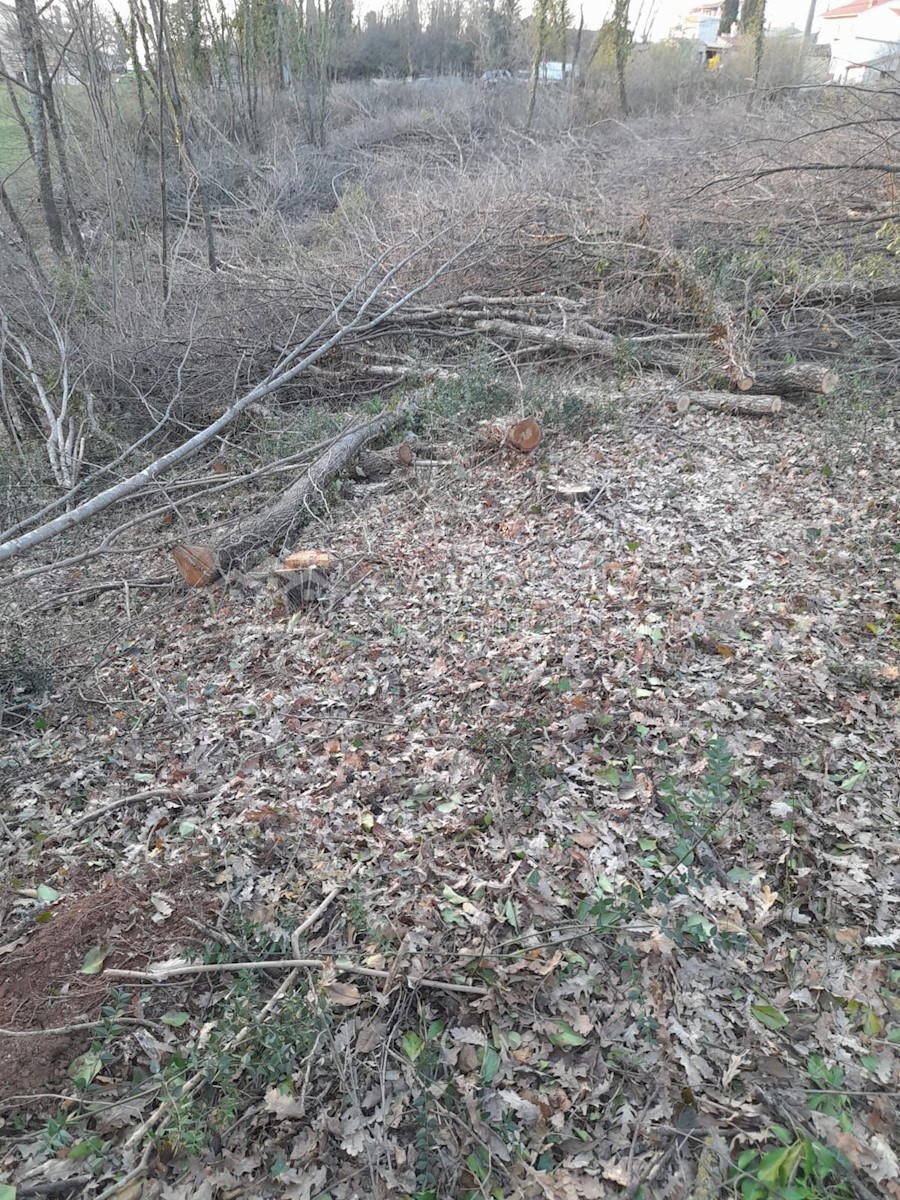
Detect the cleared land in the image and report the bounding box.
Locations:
[0,72,898,1200]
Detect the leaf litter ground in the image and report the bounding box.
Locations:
[1,399,898,1199]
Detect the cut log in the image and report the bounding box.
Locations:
[281,550,335,571]
[173,544,217,588]
[750,363,838,397]
[353,437,416,481]
[475,318,618,359]
[567,383,786,418]
[479,416,542,453]
[674,391,783,416]
[545,480,603,501]
[776,280,900,307]
[213,397,418,577]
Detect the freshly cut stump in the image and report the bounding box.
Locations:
[479,416,542,454]
[273,550,337,612]
[173,544,217,588]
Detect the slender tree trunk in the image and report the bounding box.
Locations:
[571,7,584,84]
[0,47,36,161]
[158,0,169,304]
[34,32,85,259]
[748,0,766,111]
[557,0,568,81]
[613,0,630,116]
[14,0,65,258]
[526,0,550,131]
[163,42,219,271]
[0,179,48,285]
[69,0,122,316]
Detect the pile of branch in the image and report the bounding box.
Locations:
[331,292,838,400]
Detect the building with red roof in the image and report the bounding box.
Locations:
[821,0,900,81]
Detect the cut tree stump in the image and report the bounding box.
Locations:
[272,550,336,612]
[173,544,217,588]
[479,416,542,453]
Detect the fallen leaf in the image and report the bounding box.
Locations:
[325,981,361,1007]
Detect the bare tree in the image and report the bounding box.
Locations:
[13,0,65,257]
[556,0,569,81]
[571,5,584,81]
[526,0,551,130]
[0,306,95,492]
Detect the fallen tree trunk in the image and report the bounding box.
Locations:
[0,237,475,568]
[776,280,900,307]
[471,319,702,376]
[749,363,838,397]
[474,317,618,357]
[213,398,418,576]
[570,384,785,417]
[673,391,783,416]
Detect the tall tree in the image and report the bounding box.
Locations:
[31,9,85,258]
[571,4,584,80]
[746,0,765,107]
[719,0,738,35]
[13,0,65,258]
[739,0,762,35]
[526,0,551,130]
[612,0,630,116]
[555,0,569,80]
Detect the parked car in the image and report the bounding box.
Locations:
[480,69,513,86]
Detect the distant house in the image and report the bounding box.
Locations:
[670,3,723,43]
[820,0,900,82]
[667,3,733,62]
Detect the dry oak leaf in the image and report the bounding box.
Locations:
[264,1086,306,1119]
[325,980,362,1007]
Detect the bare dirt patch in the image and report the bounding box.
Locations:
[0,868,217,1104]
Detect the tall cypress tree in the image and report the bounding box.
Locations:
[739,0,762,36]
[719,0,738,35]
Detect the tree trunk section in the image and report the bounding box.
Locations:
[750,363,837,397]
[479,416,542,453]
[674,391,783,416]
[571,385,785,417]
[34,26,85,259]
[15,0,65,258]
[214,400,417,575]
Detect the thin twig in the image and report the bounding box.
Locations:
[103,956,488,995]
[0,1017,169,1038]
[40,787,176,848]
